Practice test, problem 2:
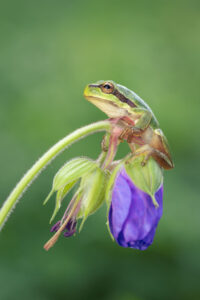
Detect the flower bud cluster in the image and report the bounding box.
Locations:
[45,151,163,250]
[44,157,107,237]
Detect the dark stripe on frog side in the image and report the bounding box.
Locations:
[112,89,136,108]
[89,84,136,108]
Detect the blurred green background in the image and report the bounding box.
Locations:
[0,0,200,299]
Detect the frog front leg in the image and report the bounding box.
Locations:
[120,108,152,142]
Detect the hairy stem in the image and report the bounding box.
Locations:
[0,120,111,230]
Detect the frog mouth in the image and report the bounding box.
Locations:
[84,95,127,118]
[84,95,116,106]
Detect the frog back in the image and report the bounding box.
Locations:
[117,83,159,129]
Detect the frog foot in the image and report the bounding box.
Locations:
[119,126,143,142]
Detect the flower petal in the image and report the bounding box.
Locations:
[50,218,77,238]
[109,169,132,244]
[109,168,163,250]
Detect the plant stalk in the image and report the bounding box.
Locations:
[0,120,111,230]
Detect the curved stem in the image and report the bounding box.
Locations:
[0,120,111,230]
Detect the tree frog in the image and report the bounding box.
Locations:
[84,80,174,170]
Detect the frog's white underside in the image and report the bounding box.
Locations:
[86,96,128,118]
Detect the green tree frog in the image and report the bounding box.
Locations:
[84,80,174,170]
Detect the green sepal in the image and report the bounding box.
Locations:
[106,220,114,241]
[43,189,54,206]
[125,156,163,207]
[43,157,97,205]
[78,168,106,231]
[53,157,99,190]
[49,180,77,223]
[105,162,124,206]
[43,157,100,223]
[104,161,124,237]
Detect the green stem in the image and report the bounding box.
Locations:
[0,120,111,230]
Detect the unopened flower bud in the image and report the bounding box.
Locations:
[106,156,163,250]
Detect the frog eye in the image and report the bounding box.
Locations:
[101,82,114,94]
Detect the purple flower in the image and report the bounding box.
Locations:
[108,168,163,250]
[51,218,77,238]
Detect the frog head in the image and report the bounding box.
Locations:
[84,80,136,118]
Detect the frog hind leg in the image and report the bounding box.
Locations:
[128,144,173,169]
[127,144,152,165]
[150,129,174,169]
